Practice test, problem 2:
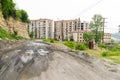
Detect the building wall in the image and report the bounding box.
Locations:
[28,19,54,39]
[72,31,85,42]
[54,18,81,41]
[103,33,111,43]
[54,19,89,42]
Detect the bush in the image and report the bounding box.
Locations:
[43,39,54,43]
[75,43,87,50]
[102,51,109,57]
[109,45,120,51]
[50,39,54,43]
[98,43,107,49]
[63,41,75,49]
[102,51,120,57]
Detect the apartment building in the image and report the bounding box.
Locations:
[54,18,89,42]
[54,18,80,40]
[28,18,54,39]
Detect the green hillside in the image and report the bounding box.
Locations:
[0,27,24,40]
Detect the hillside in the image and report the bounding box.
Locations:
[0,0,29,39]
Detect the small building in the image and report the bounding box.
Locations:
[103,33,111,43]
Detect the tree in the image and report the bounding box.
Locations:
[89,14,103,43]
[20,10,30,23]
[1,0,30,23]
[83,32,94,45]
[1,0,15,19]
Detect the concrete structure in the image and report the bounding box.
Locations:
[103,33,111,43]
[28,18,54,39]
[71,30,87,42]
[54,18,89,42]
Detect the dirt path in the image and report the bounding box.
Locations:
[29,50,120,80]
[1,42,120,80]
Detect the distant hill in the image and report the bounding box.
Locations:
[112,33,120,42]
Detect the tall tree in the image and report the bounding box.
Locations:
[89,14,103,43]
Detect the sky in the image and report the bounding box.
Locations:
[14,0,120,33]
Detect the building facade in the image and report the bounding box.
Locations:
[72,30,88,42]
[54,18,89,42]
[103,33,111,43]
[28,18,54,39]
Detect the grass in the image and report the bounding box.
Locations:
[0,27,24,40]
[84,44,120,64]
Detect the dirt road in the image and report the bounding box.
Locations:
[28,50,120,80]
[1,41,120,80]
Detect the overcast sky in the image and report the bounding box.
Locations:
[14,0,120,33]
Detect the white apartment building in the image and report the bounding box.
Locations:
[28,18,54,39]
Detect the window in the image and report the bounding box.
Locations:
[43,21,46,23]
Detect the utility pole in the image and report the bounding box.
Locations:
[102,18,107,43]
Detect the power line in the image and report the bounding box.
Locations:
[73,0,103,18]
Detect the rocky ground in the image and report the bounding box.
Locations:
[0,40,120,80]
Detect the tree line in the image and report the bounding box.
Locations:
[1,0,30,23]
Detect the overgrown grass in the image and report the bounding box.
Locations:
[63,41,87,50]
[43,39,56,43]
[63,41,75,49]
[85,43,120,64]
[75,43,87,50]
[0,27,24,40]
[102,51,120,57]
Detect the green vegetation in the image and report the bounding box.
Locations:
[89,14,103,43]
[43,39,55,43]
[63,41,87,50]
[98,43,107,49]
[75,43,87,50]
[1,0,30,23]
[63,41,75,49]
[0,27,24,40]
[83,32,94,43]
[29,31,34,39]
[102,51,120,57]
[85,43,120,64]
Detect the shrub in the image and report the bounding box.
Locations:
[50,39,54,43]
[63,41,75,49]
[102,51,120,57]
[43,39,54,43]
[109,45,120,51]
[75,43,87,50]
[98,43,107,49]
[102,51,109,57]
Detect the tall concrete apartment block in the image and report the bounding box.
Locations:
[28,18,54,39]
[54,18,89,42]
